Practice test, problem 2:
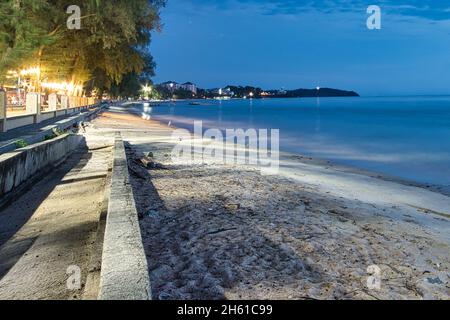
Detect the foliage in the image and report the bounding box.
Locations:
[153,85,172,99]
[173,88,195,100]
[0,0,165,96]
[44,134,56,141]
[225,85,263,98]
[15,139,28,148]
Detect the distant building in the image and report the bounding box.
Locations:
[180,82,197,94]
[210,87,234,97]
[159,81,197,94]
[223,87,235,97]
[160,81,180,91]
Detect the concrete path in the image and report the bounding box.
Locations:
[0,130,112,300]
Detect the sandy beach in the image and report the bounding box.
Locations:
[89,106,449,300]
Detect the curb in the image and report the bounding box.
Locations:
[98,132,151,300]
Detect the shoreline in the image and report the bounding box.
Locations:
[127,103,450,199]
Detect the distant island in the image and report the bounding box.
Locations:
[152,81,359,100]
[267,87,360,98]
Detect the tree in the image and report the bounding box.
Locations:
[0,0,54,84]
[153,85,171,99]
[173,88,195,100]
[0,0,165,96]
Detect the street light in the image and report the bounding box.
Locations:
[169,83,174,100]
[142,84,152,100]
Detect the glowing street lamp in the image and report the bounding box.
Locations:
[41,81,81,95]
[21,67,40,76]
[142,84,152,92]
[142,84,152,99]
[169,82,175,100]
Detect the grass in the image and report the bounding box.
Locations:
[15,139,28,149]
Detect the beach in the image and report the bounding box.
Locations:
[89,106,450,300]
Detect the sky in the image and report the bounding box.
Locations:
[150,0,450,96]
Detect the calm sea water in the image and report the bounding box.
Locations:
[139,97,450,186]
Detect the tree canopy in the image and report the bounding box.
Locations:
[0,0,165,96]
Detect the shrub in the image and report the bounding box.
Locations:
[15,139,28,149]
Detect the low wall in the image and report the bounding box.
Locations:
[0,105,103,155]
[56,110,67,117]
[0,133,83,201]
[6,114,35,131]
[40,111,56,122]
[98,133,151,300]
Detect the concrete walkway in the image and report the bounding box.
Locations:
[0,130,112,300]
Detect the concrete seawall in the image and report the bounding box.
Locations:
[0,133,84,205]
[98,132,151,300]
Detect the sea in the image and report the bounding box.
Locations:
[138,96,450,187]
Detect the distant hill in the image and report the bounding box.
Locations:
[269,88,359,98]
[184,85,359,99]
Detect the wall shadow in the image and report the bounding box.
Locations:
[125,141,330,300]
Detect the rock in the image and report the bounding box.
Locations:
[225,203,240,212]
[140,157,154,168]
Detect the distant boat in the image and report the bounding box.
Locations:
[189,102,201,106]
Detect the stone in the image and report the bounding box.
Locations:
[225,203,240,211]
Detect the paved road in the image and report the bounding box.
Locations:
[0,130,112,300]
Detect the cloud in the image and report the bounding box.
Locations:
[181,0,450,21]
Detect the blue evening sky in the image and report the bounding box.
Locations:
[150,0,450,96]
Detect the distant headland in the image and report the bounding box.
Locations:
[269,87,360,98]
[152,81,360,100]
